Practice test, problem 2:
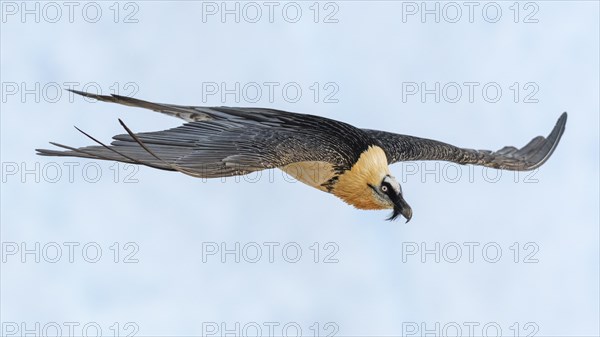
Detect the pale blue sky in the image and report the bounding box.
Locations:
[1,1,598,336]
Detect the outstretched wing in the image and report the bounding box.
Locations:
[364,112,567,171]
[65,89,217,122]
[37,92,373,178]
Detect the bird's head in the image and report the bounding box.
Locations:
[369,175,412,222]
[332,145,412,222]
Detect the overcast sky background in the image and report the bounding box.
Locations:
[1,1,599,336]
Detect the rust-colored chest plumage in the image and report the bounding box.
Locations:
[281,146,391,210]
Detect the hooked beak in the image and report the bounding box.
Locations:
[387,194,413,223]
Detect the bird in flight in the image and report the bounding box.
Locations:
[37,90,567,222]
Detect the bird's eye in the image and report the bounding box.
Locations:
[381,185,388,193]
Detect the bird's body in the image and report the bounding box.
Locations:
[281,161,335,192]
[37,90,568,221]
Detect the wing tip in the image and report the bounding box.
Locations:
[524,111,568,170]
[35,148,56,156]
[67,89,140,105]
[555,111,568,135]
[549,111,568,146]
[559,111,568,121]
[67,89,111,101]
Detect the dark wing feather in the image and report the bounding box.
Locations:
[66,89,212,122]
[37,92,374,177]
[365,113,567,171]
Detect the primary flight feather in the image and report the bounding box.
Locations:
[37,90,567,222]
